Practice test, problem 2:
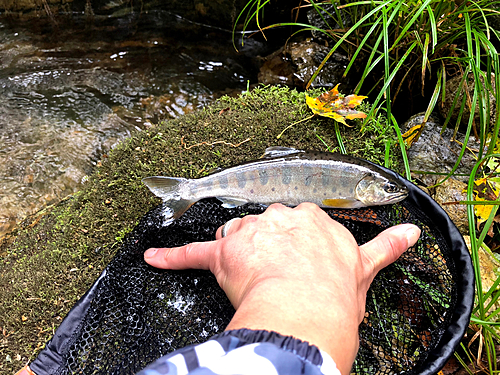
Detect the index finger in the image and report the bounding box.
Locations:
[144,240,218,270]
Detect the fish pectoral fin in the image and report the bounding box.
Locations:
[322,198,363,208]
[218,197,250,208]
[261,146,301,158]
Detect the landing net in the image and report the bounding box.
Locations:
[30,178,473,375]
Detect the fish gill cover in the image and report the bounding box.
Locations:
[27,169,474,375]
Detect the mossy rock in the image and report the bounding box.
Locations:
[0,85,401,373]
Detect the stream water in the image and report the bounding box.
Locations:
[0,12,268,236]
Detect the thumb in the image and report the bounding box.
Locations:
[144,241,218,270]
[360,224,421,275]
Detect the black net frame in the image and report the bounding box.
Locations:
[29,175,474,375]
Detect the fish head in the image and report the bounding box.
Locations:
[355,173,408,206]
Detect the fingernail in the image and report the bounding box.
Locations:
[144,248,158,259]
[404,226,421,248]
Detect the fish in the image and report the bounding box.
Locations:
[142,146,409,220]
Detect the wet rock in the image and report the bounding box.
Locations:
[433,178,468,234]
[439,72,497,131]
[258,39,349,89]
[257,47,296,86]
[306,3,351,41]
[403,112,479,185]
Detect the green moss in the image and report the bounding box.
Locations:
[0,85,401,373]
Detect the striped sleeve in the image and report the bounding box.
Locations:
[138,329,342,375]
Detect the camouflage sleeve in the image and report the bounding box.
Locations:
[137,329,341,375]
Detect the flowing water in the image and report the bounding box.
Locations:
[0,12,267,236]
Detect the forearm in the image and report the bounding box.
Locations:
[225,281,359,375]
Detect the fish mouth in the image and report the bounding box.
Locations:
[384,189,409,203]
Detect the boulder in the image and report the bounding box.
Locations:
[258,39,350,89]
[402,112,479,185]
[439,72,497,132]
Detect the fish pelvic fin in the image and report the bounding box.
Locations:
[322,198,364,208]
[143,176,196,220]
[164,198,196,220]
[217,196,250,208]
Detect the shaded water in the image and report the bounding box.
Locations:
[0,12,266,236]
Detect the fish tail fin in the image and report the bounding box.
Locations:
[142,176,195,219]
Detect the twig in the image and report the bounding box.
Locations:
[277,114,315,139]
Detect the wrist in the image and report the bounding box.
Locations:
[225,281,359,374]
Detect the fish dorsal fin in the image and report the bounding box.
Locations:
[261,146,300,158]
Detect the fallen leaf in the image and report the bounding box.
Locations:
[306,84,367,126]
[474,178,500,226]
[402,123,425,147]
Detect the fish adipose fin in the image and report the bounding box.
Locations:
[143,176,195,219]
[218,197,250,208]
[261,146,301,158]
[322,198,363,209]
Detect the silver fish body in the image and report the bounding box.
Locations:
[143,147,408,220]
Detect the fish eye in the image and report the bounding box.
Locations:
[384,182,399,193]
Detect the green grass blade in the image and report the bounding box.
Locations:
[343,18,382,78]
[426,4,437,53]
[307,0,392,89]
[421,32,430,95]
[390,113,411,180]
[423,68,442,122]
[309,0,334,31]
[382,6,391,125]
[392,0,433,48]
[471,316,500,326]
[367,41,417,116]
[334,122,346,154]
[232,0,260,49]
[466,155,500,319]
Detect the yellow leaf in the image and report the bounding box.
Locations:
[318,83,341,103]
[474,196,495,226]
[344,94,368,108]
[402,123,424,147]
[305,85,367,126]
[474,178,500,225]
[345,111,368,120]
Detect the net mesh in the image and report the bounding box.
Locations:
[32,193,467,375]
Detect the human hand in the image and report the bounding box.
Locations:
[144,203,420,374]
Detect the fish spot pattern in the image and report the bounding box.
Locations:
[282,166,292,185]
[303,165,313,186]
[201,179,213,191]
[322,172,330,187]
[219,175,229,189]
[236,172,246,188]
[259,170,269,186]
